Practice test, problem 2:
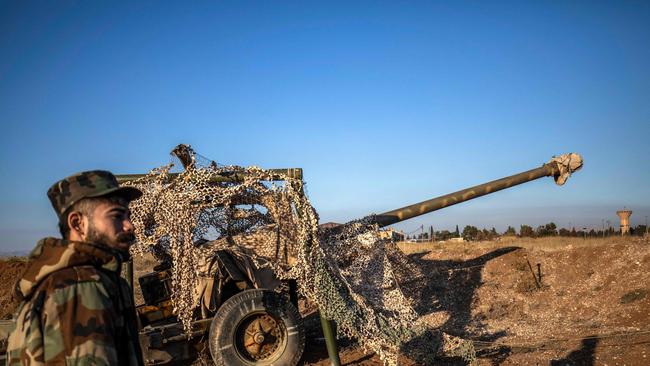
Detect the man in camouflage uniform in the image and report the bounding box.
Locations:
[7,171,145,366]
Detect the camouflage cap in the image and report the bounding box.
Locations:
[47,170,142,218]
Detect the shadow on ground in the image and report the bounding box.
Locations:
[301,246,523,365]
[398,246,521,365]
[550,337,599,366]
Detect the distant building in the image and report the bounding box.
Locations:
[448,237,465,243]
[378,228,405,242]
[616,209,632,235]
[319,222,405,242]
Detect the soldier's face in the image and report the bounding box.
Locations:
[84,200,136,252]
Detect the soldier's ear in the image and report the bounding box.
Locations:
[67,211,86,240]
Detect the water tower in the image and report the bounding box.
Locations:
[616,208,632,235]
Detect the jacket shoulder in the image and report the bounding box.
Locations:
[38,265,117,291]
[31,265,124,311]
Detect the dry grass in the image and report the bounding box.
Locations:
[390,235,650,365]
[132,252,159,305]
[397,236,640,255]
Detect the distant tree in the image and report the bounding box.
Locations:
[545,222,557,236]
[504,226,516,236]
[455,225,460,238]
[559,228,570,236]
[439,230,452,240]
[535,222,558,237]
[477,229,485,241]
[634,225,647,236]
[520,225,535,237]
[462,225,479,241]
[478,228,497,241]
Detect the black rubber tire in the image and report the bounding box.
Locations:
[208,289,305,366]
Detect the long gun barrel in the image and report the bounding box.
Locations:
[372,153,583,228]
[115,153,582,229]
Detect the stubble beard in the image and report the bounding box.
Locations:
[85,223,136,255]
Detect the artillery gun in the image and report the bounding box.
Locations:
[112,151,582,366]
[0,152,583,366]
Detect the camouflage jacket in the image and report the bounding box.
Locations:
[6,238,144,366]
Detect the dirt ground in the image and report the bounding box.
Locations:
[305,236,650,365]
[2,236,649,365]
[0,258,27,320]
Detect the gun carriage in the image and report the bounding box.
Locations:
[117,150,582,366]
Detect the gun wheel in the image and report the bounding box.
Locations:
[209,289,305,366]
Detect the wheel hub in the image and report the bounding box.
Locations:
[237,313,284,360]
[253,332,265,344]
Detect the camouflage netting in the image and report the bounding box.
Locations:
[124,145,476,365]
[549,153,583,186]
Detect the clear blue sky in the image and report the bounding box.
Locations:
[1,1,649,250]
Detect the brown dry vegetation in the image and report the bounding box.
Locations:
[132,251,159,305]
[0,258,27,320]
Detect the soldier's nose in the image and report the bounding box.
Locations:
[124,219,135,232]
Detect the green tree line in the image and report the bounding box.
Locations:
[408,223,649,242]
